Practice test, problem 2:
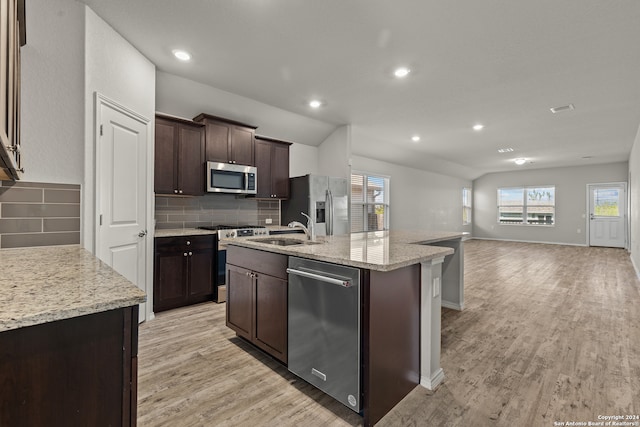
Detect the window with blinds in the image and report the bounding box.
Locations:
[351,172,389,233]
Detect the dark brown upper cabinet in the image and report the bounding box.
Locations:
[0,0,26,181]
[193,113,257,166]
[254,136,291,199]
[154,114,205,196]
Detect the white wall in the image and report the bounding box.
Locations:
[629,125,640,276]
[20,0,85,184]
[351,155,473,233]
[155,71,335,147]
[318,125,351,179]
[290,143,319,177]
[83,7,156,251]
[473,162,628,245]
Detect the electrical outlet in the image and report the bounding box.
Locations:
[265,218,273,224]
[577,228,581,234]
[433,277,440,297]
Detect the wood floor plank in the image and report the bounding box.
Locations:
[138,240,640,426]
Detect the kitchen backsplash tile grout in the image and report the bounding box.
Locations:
[0,181,81,249]
[154,194,280,229]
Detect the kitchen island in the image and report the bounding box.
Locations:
[0,245,146,426]
[227,230,464,426]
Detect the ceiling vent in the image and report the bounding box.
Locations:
[550,103,575,114]
[497,148,514,153]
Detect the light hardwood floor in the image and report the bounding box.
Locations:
[137,240,640,426]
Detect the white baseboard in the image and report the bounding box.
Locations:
[472,237,587,247]
[442,300,463,311]
[631,254,640,280]
[420,368,445,390]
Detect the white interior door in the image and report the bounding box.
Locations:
[96,97,149,322]
[588,183,627,248]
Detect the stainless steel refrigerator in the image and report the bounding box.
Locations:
[281,175,349,236]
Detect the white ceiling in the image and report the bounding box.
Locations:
[78,0,640,179]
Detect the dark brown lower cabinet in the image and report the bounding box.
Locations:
[226,246,287,363]
[154,235,216,312]
[226,245,421,427]
[362,265,421,427]
[0,306,139,427]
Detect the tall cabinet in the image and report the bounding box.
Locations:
[154,114,205,196]
[254,136,291,199]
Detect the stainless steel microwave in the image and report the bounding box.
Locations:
[207,161,257,194]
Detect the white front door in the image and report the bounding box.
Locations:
[96,97,149,322]
[588,183,627,248]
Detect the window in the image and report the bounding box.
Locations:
[497,186,555,225]
[351,172,389,232]
[463,187,472,225]
[593,188,620,217]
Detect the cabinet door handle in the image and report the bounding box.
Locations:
[188,251,193,256]
[174,190,178,194]
[186,241,191,245]
[179,189,183,194]
[246,272,250,277]
[183,252,188,257]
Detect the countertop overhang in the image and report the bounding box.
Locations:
[0,245,146,332]
[228,230,462,272]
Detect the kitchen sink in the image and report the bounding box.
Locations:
[249,238,321,246]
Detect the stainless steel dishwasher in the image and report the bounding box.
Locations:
[287,256,361,412]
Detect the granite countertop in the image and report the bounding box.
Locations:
[154,228,218,238]
[0,245,147,332]
[228,230,462,272]
[154,225,298,239]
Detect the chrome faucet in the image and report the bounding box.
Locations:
[288,212,316,241]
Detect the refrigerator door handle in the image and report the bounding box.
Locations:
[326,189,333,235]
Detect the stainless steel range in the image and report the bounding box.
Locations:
[214,225,269,240]
[197,225,269,288]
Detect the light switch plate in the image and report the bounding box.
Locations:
[265,218,273,224]
[433,277,440,297]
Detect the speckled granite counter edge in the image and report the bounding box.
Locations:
[3,295,147,332]
[154,228,218,238]
[0,246,147,333]
[228,239,454,272]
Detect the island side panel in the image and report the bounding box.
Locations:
[0,307,138,427]
[428,238,464,310]
[362,264,421,427]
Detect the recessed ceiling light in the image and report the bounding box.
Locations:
[411,135,421,142]
[550,103,575,114]
[394,67,410,78]
[514,158,527,165]
[497,148,514,153]
[309,100,322,108]
[172,49,191,61]
[473,124,484,131]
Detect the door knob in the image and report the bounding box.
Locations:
[138,230,147,237]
